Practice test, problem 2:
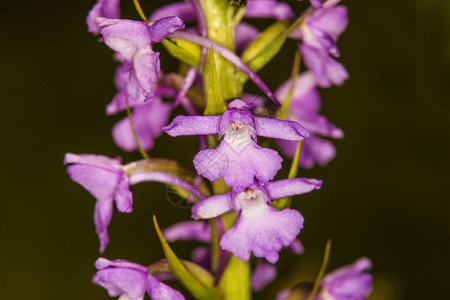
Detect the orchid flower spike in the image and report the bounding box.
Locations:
[163,99,310,191]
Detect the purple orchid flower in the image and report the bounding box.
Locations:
[275,71,343,168]
[163,99,309,191]
[64,153,132,252]
[93,257,185,300]
[112,97,171,152]
[97,17,185,103]
[149,0,294,24]
[64,154,205,252]
[316,257,373,300]
[191,178,321,263]
[163,220,304,291]
[291,0,349,87]
[86,0,120,35]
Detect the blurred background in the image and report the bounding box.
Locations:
[1,0,447,299]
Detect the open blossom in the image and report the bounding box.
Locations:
[191,178,321,263]
[64,153,132,252]
[163,220,304,291]
[163,99,309,191]
[316,257,373,300]
[292,0,348,87]
[276,72,343,168]
[64,154,205,252]
[93,258,184,300]
[97,17,185,103]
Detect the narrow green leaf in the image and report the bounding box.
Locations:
[238,8,314,84]
[240,20,290,73]
[273,51,302,210]
[219,255,251,300]
[204,46,227,116]
[161,39,201,69]
[153,216,222,300]
[307,239,332,300]
[148,259,217,290]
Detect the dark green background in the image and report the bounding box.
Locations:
[1,0,447,299]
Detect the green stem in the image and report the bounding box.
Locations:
[199,0,239,99]
[307,239,332,300]
[125,96,149,159]
[132,0,149,23]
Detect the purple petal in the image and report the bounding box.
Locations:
[293,113,343,138]
[86,0,120,35]
[174,66,198,107]
[302,136,338,168]
[149,16,185,43]
[95,257,149,273]
[265,178,322,199]
[98,18,151,61]
[308,4,348,41]
[235,23,259,54]
[191,193,233,219]
[163,220,211,243]
[321,257,373,300]
[309,0,323,8]
[300,43,348,88]
[127,48,160,102]
[93,266,147,300]
[220,191,303,263]
[251,261,277,292]
[94,201,113,253]
[289,239,305,255]
[191,246,211,269]
[245,0,295,20]
[275,72,318,109]
[112,98,171,151]
[255,117,310,141]
[113,175,133,213]
[66,164,121,202]
[64,153,122,168]
[163,115,221,136]
[147,274,185,300]
[149,2,197,23]
[193,138,282,191]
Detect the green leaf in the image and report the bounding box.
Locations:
[240,20,290,75]
[219,255,251,300]
[148,259,217,290]
[199,0,239,99]
[153,216,222,300]
[238,8,314,84]
[161,39,201,69]
[204,46,227,116]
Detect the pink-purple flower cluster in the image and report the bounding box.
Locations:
[64,0,373,298]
